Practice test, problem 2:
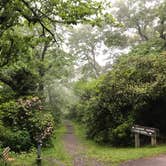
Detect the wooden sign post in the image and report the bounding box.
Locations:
[134,133,140,148]
[131,125,159,148]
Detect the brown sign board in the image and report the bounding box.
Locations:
[131,125,159,137]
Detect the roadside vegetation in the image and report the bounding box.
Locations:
[68,51,166,146]
[73,122,166,166]
[2,124,71,166]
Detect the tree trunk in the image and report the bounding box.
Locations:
[136,22,148,41]
[159,19,166,40]
[38,41,49,96]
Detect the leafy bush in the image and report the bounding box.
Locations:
[128,38,166,56]
[0,83,16,104]
[0,128,32,152]
[109,121,133,146]
[10,67,39,96]
[70,52,166,146]
[0,96,54,152]
[29,112,54,145]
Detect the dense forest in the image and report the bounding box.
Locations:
[0,0,166,165]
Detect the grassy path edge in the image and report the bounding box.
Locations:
[72,121,166,166]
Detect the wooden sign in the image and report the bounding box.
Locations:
[131,125,159,147]
[131,125,159,136]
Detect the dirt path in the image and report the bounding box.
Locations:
[120,154,166,166]
[63,121,166,166]
[63,121,107,166]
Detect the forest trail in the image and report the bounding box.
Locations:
[62,121,166,166]
[63,121,107,166]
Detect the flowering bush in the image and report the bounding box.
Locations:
[0,96,55,151]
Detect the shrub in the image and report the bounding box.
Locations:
[71,52,166,146]
[0,122,31,152]
[29,112,54,145]
[0,96,55,152]
[109,121,133,146]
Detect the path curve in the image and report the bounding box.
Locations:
[120,154,166,166]
[63,121,107,166]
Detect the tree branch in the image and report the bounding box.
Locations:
[135,21,148,41]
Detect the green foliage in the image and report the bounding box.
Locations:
[73,122,166,165]
[70,51,166,146]
[0,96,54,152]
[0,28,34,67]
[0,67,39,97]
[0,0,113,94]
[10,68,39,96]
[0,83,16,103]
[110,121,133,146]
[0,125,32,152]
[128,39,166,56]
[0,0,114,154]
[29,111,54,145]
[104,30,128,47]
[0,100,19,127]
